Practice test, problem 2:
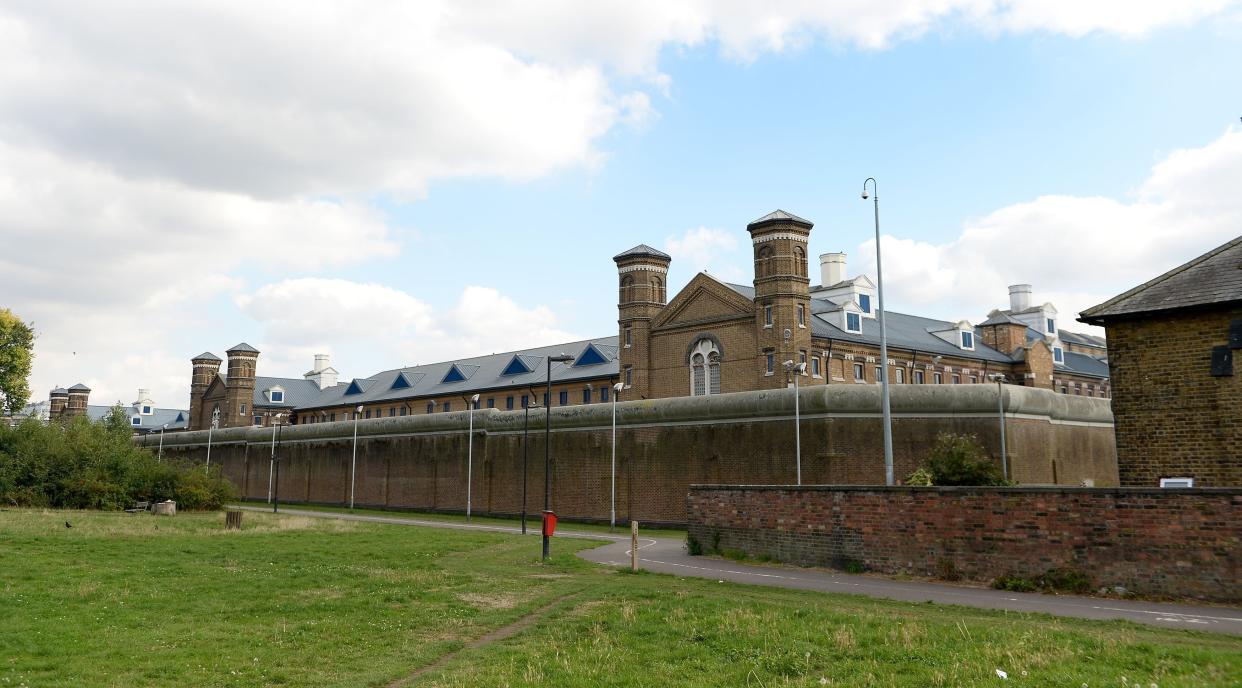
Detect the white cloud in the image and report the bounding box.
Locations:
[664,226,746,285]
[859,127,1242,331]
[235,280,580,381]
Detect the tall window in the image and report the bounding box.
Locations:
[756,245,775,277]
[811,356,821,377]
[624,326,632,347]
[506,396,514,410]
[914,370,924,384]
[400,407,407,416]
[365,409,371,419]
[521,395,529,408]
[582,388,591,404]
[951,374,961,384]
[961,331,974,349]
[624,366,633,387]
[765,353,775,375]
[934,372,942,384]
[1046,317,1056,333]
[895,368,904,384]
[853,363,864,381]
[799,350,807,373]
[846,312,861,333]
[487,398,495,408]
[763,304,773,327]
[559,391,568,405]
[797,304,806,327]
[601,385,609,402]
[859,293,871,313]
[619,275,634,302]
[651,276,665,302]
[875,366,882,382]
[793,245,807,276]
[253,415,262,426]
[689,339,721,396]
[1053,347,1064,363]
[443,402,451,412]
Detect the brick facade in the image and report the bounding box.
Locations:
[687,485,1241,602]
[1099,306,1242,486]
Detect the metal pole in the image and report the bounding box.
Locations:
[158,426,165,461]
[272,417,283,513]
[997,379,1009,480]
[611,385,618,531]
[522,401,529,535]
[467,395,477,521]
[350,408,359,510]
[794,371,801,485]
[268,418,277,503]
[543,360,552,561]
[864,178,895,486]
[205,424,213,473]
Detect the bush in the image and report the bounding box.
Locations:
[910,433,1009,486]
[0,406,233,510]
[993,568,1093,594]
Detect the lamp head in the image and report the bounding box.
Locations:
[470,393,480,402]
[550,354,574,363]
[861,189,869,199]
[356,405,363,413]
[782,360,795,370]
[989,373,1006,382]
[613,382,623,393]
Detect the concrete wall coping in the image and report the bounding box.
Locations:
[139,384,1111,449]
[689,484,1242,496]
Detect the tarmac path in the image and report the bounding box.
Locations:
[234,505,1242,636]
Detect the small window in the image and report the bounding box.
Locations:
[875,366,883,382]
[858,294,871,314]
[951,374,961,384]
[624,326,632,348]
[240,403,247,415]
[799,350,807,373]
[934,372,942,384]
[914,370,925,384]
[443,402,451,412]
[895,368,904,384]
[763,304,773,327]
[1046,317,1056,334]
[969,376,978,384]
[426,402,435,414]
[582,388,591,404]
[506,396,514,410]
[543,392,549,407]
[559,391,568,406]
[797,304,806,327]
[141,405,152,415]
[960,331,974,350]
[1060,386,1068,394]
[253,415,262,426]
[365,409,371,419]
[521,395,529,408]
[270,390,284,403]
[1159,477,1194,488]
[811,357,821,377]
[853,363,864,381]
[330,413,336,421]
[601,385,610,402]
[765,353,775,375]
[624,367,633,387]
[400,407,407,416]
[389,408,396,417]
[846,312,861,333]
[487,398,495,408]
[131,416,141,426]
[1054,347,1064,363]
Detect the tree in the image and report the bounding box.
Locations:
[909,432,1009,486]
[0,308,35,417]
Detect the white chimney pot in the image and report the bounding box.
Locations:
[1009,284,1032,312]
[820,252,847,286]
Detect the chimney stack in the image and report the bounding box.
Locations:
[313,354,330,372]
[1009,284,1032,312]
[304,353,338,390]
[820,252,846,287]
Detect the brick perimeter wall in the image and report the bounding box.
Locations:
[687,485,1241,601]
[139,385,1116,526]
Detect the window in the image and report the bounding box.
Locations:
[400,407,407,416]
[559,391,568,406]
[960,331,974,350]
[811,356,821,377]
[858,293,871,314]
[501,356,532,376]
[521,395,529,408]
[487,398,495,408]
[793,245,807,276]
[471,398,480,410]
[969,376,978,384]
[799,350,807,374]
[574,343,609,367]
[692,353,706,395]
[951,374,961,384]
[914,370,924,384]
[601,385,609,402]
[763,304,773,327]
[426,402,435,414]
[442,365,468,384]
[765,353,775,376]
[875,366,883,382]
[330,413,336,421]
[797,304,806,327]
[934,372,942,384]
[624,366,633,387]
[240,403,247,415]
[651,276,665,302]
[131,416,141,426]
[583,387,591,404]
[619,275,634,302]
[506,396,514,410]
[624,326,632,348]
[853,363,864,381]
[1060,386,1068,394]
[1053,347,1064,363]
[141,405,152,415]
[253,415,262,426]
[443,402,451,412]
[846,312,861,333]
[365,409,371,419]
[542,393,549,407]
[270,390,284,403]
[1159,477,1195,488]
[1046,317,1056,334]
[895,368,904,384]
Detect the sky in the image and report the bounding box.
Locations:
[2,1,1241,410]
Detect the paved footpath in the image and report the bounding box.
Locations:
[236,506,1242,636]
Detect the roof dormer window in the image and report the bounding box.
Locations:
[858,293,871,314]
[131,416,142,426]
[845,311,862,333]
[141,405,152,415]
[1053,346,1064,363]
[1046,317,1056,334]
[270,390,284,403]
[960,330,975,350]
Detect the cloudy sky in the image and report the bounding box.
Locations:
[2,1,1240,409]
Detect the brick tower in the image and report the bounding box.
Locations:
[65,383,91,418]
[223,343,259,428]
[614,244,671,400]
[189,351,223,430]
[748,210,813,389]
[49,387,69,420]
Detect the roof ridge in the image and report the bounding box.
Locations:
[1081,234,1242,320]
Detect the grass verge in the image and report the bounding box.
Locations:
[2,510,1239,687]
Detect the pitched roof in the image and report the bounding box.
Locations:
[50,387,68,395]
[613,244,671,262]
[226,342,260,354]
[1080,235,1242,323]
[68,383,90,392]
[978,311,1026,326]
[192,351,223,362]
[86,405,190,432]
[1058,329,1106,348]
[747,209,813,229]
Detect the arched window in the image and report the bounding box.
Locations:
[651,275,664,303]
[619,275,634,302]
[793,245,806,277]
[688,338,721,396]
[756,245,774,278]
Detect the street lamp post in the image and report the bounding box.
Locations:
[783,361,807,485]
[989,374,1009,480]
[206,408,219,473]
[350,405,363,510]
[466,393,480,522]
[610,381,623,531]
[543,354,575,560]
[158,424,168,461]
[271,413,285,513]
[862,177,895,486]
[521,395,539,535]
[268,412,279,503]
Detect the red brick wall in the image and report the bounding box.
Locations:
[687,485,1241,602]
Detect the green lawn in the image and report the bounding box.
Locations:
[1,510,1238,687]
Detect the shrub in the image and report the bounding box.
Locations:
[993,568,1093,594]
[0,407,233,511]
[686,534,703,556]
[914,433,1009,486]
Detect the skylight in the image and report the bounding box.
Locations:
[573,343,609,367]
[390,372,414,390]
[344,379,365,395]
[442,365,468,384]
[501,356,533,376]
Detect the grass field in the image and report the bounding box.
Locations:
[2,510,1239,687]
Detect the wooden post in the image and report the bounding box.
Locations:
[225,510,243,530]
[630,520,639,572]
